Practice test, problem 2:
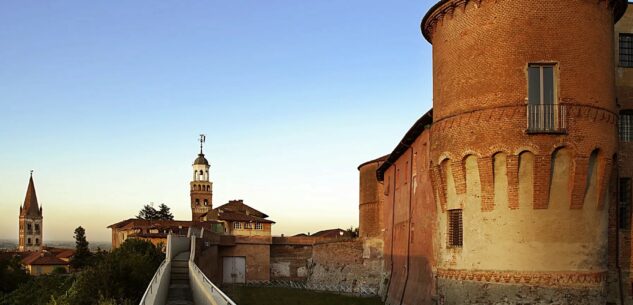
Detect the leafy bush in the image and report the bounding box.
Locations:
[1,239,164,305]
[0,257,29,293]
[0,274,73,305]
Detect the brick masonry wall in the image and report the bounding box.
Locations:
[270,238,313,281]
[359,160,385,238]
[217,237,271,283]
[381,130,436,305]
[306,239,383,295]
[419,0,620,303]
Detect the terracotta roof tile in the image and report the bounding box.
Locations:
[214,200,269,218]
[21,252,68,266]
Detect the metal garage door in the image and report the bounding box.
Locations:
[223,256,246,284]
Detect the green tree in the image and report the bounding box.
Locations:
[70,226,92,269]
[136,203,158,220]
[157,203,174,220]
[137,203,174,220]
[3,239,163,305]
[52,238,164,305]
[346,226,359,238]
[0,274,74,305]
[0,256,29,294]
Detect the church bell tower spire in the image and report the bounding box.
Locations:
[191,134,213,221]
[19,171,43,252]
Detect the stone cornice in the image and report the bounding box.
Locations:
[430,104,617,134]
[421,0,628,43]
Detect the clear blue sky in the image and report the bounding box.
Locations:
[0,1,435,242]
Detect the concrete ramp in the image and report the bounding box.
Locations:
[167,252,193,305]
[139,233,236,305]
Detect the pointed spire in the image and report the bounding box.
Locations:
[21,172,41,217]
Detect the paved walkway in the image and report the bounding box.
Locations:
[166,252,194,305]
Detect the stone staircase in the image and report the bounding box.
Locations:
[166,252,194,305]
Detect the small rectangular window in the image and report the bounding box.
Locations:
[620,112,633,142]
[447,209,463,247]
[255,223,263,230]
[620,178,631,229]
[620,34,633,67]
[528,64,556,105]
[233,222,242,229]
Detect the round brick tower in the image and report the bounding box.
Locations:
[358,155,388,239]
[422,0,627,303]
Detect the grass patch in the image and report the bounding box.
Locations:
[223,286,383,305]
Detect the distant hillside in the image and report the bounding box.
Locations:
[0,239,112,251]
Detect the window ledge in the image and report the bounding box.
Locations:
[526,129,567,135]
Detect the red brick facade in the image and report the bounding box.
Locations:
[367,1,630,304]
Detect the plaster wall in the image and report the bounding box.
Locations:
[228,223,272,237]
[27,264,69,276]
[437,148,608,272]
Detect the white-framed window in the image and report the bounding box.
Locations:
[244,222,252,229]
[233,222,242,229]
[255,223,263,230]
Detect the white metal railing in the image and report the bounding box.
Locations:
[139,259,170,305]
[190,260,237,305]
[527,104,567,133]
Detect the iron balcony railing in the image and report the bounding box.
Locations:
[527,104,567,133]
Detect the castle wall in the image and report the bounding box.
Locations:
[382,129,436,305]
[426,0,617,122]
[419,0,622,303]
[359,159,386,239]
[270,237,314,281]
[306,239,383,295]
[614,4,633,304]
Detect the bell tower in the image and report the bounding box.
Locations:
[191,134,213,221]
[19,171,43,252]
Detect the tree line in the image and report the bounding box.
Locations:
[0,203,174,305]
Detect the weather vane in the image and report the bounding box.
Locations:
[199,134,206,154]
[30,169,33,177]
